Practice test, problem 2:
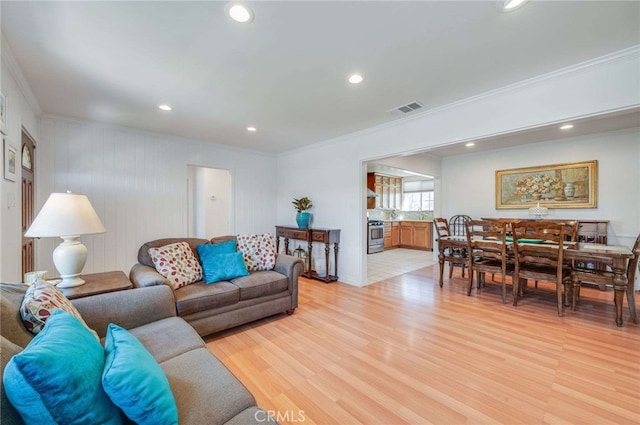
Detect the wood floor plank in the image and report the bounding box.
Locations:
[206,265,640,425]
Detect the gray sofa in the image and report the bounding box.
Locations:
[1,283,277,425]
[129,236,303,338]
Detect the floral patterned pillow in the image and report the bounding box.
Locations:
[236,233,277,271]
[20,279,98,339]
[148,241,203,290]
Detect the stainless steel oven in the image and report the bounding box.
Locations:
[367,220,384,254]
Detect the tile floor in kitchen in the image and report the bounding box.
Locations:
[366,248,436,284]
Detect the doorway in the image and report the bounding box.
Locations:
[186,166,233,238]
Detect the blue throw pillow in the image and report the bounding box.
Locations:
[199,251,249,284]
[102,324,178,425]
[197,239,236,258]
[3,310,123,425]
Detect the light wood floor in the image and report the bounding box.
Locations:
[206,265,640,425]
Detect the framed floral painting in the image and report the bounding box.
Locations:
[495,160,597,209]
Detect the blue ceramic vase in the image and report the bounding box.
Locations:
[296,212,311,229]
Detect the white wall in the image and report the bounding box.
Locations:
[276,47,640,286]
[1,39,41,282]
[33,116,277,279]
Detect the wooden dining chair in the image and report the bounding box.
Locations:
[465,219,512,304]
[571,232,640,323]
[532,220,579,289]
[450,215,472,271]
[511,221,571,316]
[433,218,467,279]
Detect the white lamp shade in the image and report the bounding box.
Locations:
[25,192,106,238]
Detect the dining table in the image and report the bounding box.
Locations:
[435,235,636,327]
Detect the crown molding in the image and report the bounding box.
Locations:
[2,33,43,116]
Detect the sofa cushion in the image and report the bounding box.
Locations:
[160,348,256,425]
[128,317,204,364]
[231,271,289,300]
[3,310,123,425]
[1,336,25,425]
[149,242,203,290]
[236,233,277,271]
[20,279,98,340]
[0,284,33,348]
[173,281,240,316]
[103,324,178,425]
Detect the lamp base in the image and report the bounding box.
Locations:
[52,236,88,289]
[56,276,86,288]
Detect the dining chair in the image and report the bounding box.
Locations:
[571,232,640,323]
[511,221,571,316]
[449,214,472,271]
[465,219,512,304]
[532,220,579,289]
[433,218,468,279]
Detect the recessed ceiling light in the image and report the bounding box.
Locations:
[228,4,254,23]
[158,104,172,111]
[560,124,574,130]
[501,0,528,11]
[348,74,364,84]
[247,126,257,132]
[465,142,475,147]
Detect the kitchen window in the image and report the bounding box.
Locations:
[402,191,434,211]
[401,179,434,211]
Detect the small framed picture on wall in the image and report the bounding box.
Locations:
[4,136,17,182]
[0,91,6,135]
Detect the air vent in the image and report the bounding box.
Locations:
[387,101,424,116]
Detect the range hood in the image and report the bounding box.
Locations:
[367,189,379,198]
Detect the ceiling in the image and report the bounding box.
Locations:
[3,1,639,154]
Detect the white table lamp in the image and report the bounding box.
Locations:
[25,191,106,288]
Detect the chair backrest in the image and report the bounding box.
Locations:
[433,218,451,239]
[465,219,508,263]
[627,232,640,282]
[560,220,579,242]
[449,215,472,236]
[511,220,566,273]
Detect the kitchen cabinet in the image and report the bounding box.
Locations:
[384,222,392,248]
[391,222,400,247]
[384,222,400,248]
[367,173,402,209]
[398,221,433,251]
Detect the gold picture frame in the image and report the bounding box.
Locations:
[496,160,597,209]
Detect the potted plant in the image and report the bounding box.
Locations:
[292,197,313,229]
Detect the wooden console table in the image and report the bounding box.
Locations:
[275,225,341,283]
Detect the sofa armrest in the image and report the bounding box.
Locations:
[130,263,170,288]
[274,254,303,307]
[72,286,177,338]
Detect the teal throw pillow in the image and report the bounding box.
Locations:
[196,239,236,258]
[102,324,178,425]
[3,310,123,425]
[199,251,249,284]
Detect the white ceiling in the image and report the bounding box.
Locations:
[2,1,640,154]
